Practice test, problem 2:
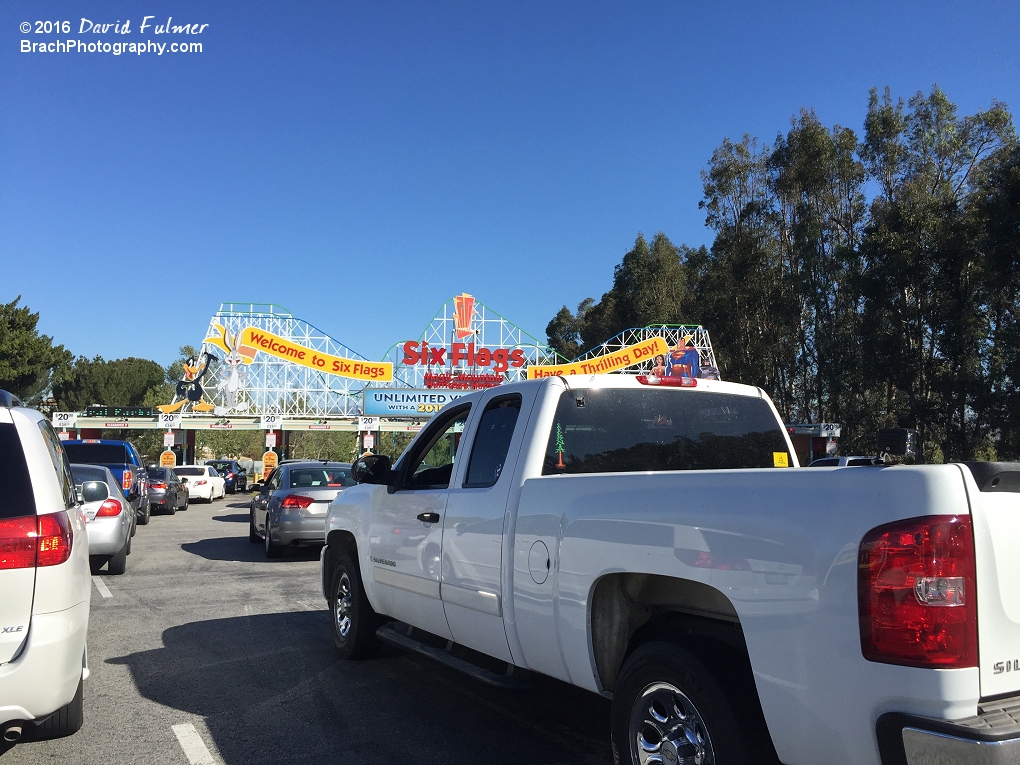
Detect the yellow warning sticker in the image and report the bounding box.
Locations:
[773,452,790,468]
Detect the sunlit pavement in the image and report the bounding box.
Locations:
[0,494,611,765]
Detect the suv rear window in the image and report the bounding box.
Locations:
[543,388,791,475]
[63,443,128,464]
[0,423,37,519]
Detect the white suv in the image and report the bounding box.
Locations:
[0,391,91,744]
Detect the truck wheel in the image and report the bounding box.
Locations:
[330,552,380,660]
[108,540,128,575]
[137,505,150,526]
[31,673,83,739]
[611,641,746,765]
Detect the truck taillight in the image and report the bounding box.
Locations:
[858,515,977,668]
[96,499,122,517]
[0,512,73,569]
[122,470,132,492]
[282,494,314,509]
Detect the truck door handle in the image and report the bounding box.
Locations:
[417,512,440,524]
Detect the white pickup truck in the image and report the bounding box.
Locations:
[321,374,1020,765]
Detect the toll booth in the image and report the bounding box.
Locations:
[785,423,841,466]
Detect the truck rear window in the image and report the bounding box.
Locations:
[0,423,37,519]
[63,443,128,464]
[543,388,791,475]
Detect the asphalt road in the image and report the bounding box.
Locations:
[1,494,613,765]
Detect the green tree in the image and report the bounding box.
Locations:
[288,431,359,461]
[53,356,166,412]
[860,86,1015,459]
[0,296,72,403]
[545,299,592,361]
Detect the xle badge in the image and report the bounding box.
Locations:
[993,659,1020,674]
[1,625,24,634]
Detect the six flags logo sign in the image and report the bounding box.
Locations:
[403,293,528,374]
[454,293,475,339]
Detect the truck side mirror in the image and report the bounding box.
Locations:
[353,454,392,485]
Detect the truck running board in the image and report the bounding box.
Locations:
[376,624,535,692]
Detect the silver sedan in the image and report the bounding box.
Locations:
[70,463,134,575]
[249,462,357,558]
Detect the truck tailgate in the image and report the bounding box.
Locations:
[965,462,1020,698]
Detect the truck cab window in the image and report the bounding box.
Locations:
[543,388,791,475]
[463,395,522,488]
[405,405,471,490]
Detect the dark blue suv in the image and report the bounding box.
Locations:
[62,439,151,525]
[205,460,248,494]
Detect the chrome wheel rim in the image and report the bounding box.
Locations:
[630,682,714,765]
[334,572,353,641]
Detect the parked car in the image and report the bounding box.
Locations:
[250,461,356,558]
[205,460,248,493]
[145,467,189,514]
[0,390,90,745]
[173,465,225,502]
[61,439,151,526]
[808,455,884,466]
[69,464,133,575]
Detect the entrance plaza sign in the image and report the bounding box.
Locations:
[528,337,669,378]
[167,298,719,418]
[363,389,468,416]
[239,327,392,381]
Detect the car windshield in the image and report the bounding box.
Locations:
[63,443,127,464]
[207,462,232,471]
[174,467,205,476]
[147,468,169,480]
[287,467,356,489]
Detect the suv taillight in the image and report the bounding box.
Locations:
[858,515,977,668]
[96,499,122,517]
[122,470,132,492]
[0,512,74,569]
[282,494,314,509]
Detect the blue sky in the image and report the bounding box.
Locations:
[3,0,1018,366]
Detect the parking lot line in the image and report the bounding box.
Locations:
[91,576,112,598]
[171,723,217,765]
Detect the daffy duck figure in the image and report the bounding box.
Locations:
[158,351,217,413]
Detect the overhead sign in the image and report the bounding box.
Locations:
[86,405,152,417]
[260,414,282,430]
[528,337,670,379]
[159,412,182,430]
[239,327,392,382]
[358,416,380,432]
[363,388,467,417]
[788,423,842,437]
[52,411,77,429]
[159,450,177,467]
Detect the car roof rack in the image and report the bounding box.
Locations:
[0,390,25,408]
